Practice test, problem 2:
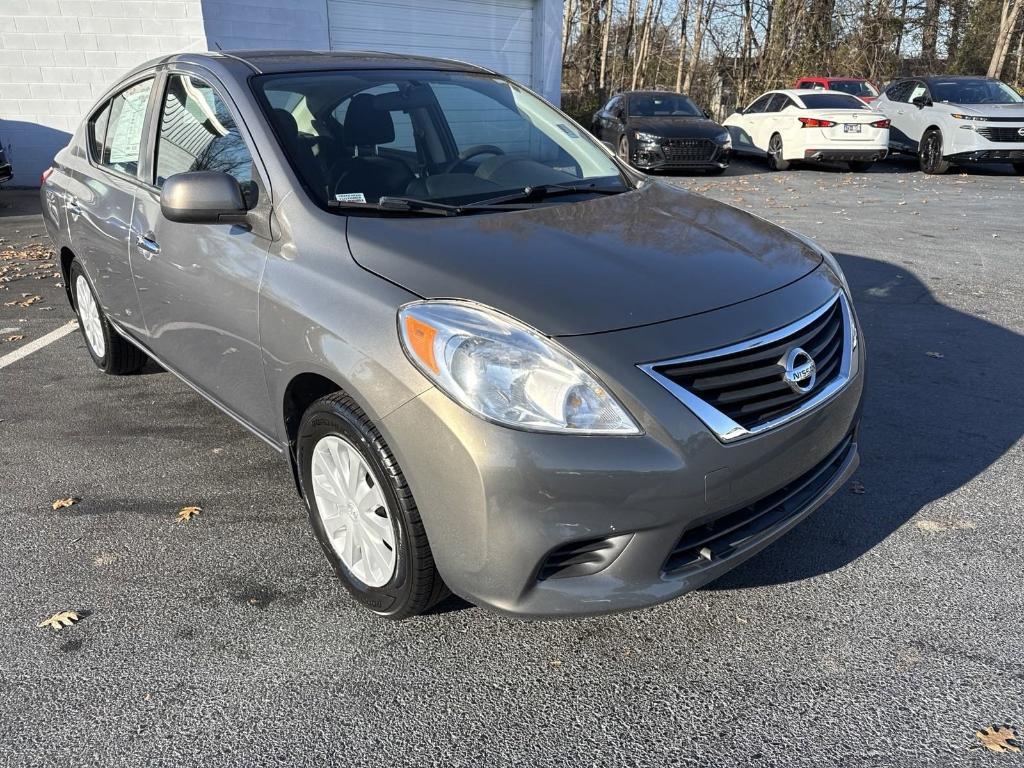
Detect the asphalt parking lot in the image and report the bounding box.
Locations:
[2,157,1022,767]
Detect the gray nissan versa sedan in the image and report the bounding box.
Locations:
[40,51,864,619]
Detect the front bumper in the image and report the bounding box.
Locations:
[382,270,865,618]
[946,125,1024,162]
[630,139,731,170]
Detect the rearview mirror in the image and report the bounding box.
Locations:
[161,171,248,224]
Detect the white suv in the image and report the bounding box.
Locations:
[872,76,1024,174]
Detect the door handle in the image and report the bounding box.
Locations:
[135,234,161,256]
[66,199,82,217]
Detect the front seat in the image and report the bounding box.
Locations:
[336,94,414,202]
[270,108,329,198]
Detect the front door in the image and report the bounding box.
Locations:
[130,70,274,435]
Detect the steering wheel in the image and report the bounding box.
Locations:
[439,144,505,174]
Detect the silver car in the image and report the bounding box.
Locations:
[41,51,865,619]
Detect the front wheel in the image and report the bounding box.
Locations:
[69,260,147,375]
[919,129,950,174]
[848,161,873,172]
[297,392,447,619]
[767,134,790,171]
[617,135,631,164]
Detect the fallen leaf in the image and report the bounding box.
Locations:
[850,480,865,495]
[51,497,80,510]
[37,610,82,631]
[548,659,562,668]
[177,505,202,523]
[925,351,944,359]
[974,725,1020,753]
[4,335,24,342]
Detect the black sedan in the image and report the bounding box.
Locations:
[591,91,732,174]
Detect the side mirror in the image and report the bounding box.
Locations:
[161,171,248,224]
[912,95,932,109]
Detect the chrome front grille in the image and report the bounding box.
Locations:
[639,293,856,443]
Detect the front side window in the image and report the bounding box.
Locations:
[100,79,153,176]
[930,79,1024,104]
[798,93,870,110]
[907,82,930,104]
[255,69,625,208]
[155,74,254,187]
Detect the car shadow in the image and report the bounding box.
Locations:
[707,251,1024,590]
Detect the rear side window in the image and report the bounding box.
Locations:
[87,101,111,162]
[100,79,154,176]
[745,94,773,113]
[766,94,791,112]
[155,74,253,186]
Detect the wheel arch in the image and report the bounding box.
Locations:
[59,246,76,307]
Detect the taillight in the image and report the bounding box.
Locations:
[870,118,891,128]
[798,117,836,128]
[40,167,54,185]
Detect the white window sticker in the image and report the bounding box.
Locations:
[335,192,367,203]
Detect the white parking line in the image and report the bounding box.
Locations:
[0,321,78,371]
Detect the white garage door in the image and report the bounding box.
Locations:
[326,0,535,88]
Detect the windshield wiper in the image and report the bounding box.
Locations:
[465,182,628,208]
[327,196,523,216]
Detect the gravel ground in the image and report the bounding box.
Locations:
[1,159,1022,767]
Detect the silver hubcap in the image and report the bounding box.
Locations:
[310,436,396,588]
[75,274,105,358]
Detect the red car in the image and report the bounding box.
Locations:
[794,77,879,103]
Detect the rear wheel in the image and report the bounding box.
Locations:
[1013,162,1024,175]
[767,134,790,171]
[297,392,447,619]
[848,160,873,172]
[919,129,950,174]
[69,260,146,375]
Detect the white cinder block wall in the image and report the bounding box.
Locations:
[0,0,326,185]
[0,0,561,186]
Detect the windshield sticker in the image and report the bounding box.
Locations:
[556,123,580,139]
[335,192,366,203]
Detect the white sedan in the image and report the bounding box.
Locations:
[724,89,890,171]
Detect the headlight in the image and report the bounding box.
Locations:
[716,130,732,148]
[399,301,641,435]
[950,113,988,122]
[633,131,660,143]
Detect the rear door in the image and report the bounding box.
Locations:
[130,68,275,435]
[881,81,920,150]
[64,76,156,337]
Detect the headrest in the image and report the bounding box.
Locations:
[344,93,395,146]
[271,108,299,141]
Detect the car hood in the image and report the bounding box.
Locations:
[940,102,1024,118]
[627,116,726,139]
[345,182,822,336]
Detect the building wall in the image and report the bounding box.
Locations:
[0,0,208,185]
[0,0,563,186]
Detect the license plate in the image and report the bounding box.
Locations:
[843,124,862,133]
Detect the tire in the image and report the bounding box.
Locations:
[69,260,147,375]
[919,129,950,174]
[1013,162,1024,175]
[297,392,447,619]
[767,134,790,171]
[617,135,631,164]
[848,161,873,172]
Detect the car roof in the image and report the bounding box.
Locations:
[798,76,866,81]
[621,90,692,97]
[893,75,1000,86]
[128,49,496,77]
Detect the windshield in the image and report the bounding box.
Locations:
[828,80,878,97]
[798,93,870,110]
[627,93,703,117]
[930,79,1024,104]
[254,70,626,209]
